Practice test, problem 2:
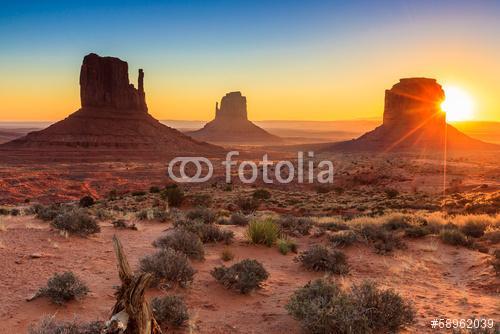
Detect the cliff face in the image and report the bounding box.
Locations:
[326,78,497,152]
[187,91,282,144]
[1,53,220,157]
[383,78,445,129]
[80,53,147,111]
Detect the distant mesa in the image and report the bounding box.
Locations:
[187,91,282,144]
[327,78,498,152]
[1,53,219,156]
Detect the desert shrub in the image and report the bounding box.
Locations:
[149,186,161,193]
[186,207,216,224]
[252,188,271,200]
[112,219,127,229]
[330,230,358,247]
[356,224,406,254]
[246,218,280,246]
[229,212,249,226]
[440,229,471,247]
[318,221,350,232]
[132,190,147,197]
[191,193,213,207]
[151,295,189,327]
[153,230,205,260]
[382,213,411,231]
[161,186,184,207]
[93,208,113,221]
[221,248,235,261]
[0,207,9,215]
[78,196,95,208]
[404,226,432,238]
[492,250,500,276]
[28,316,104,334]
[180,220,234,244]
[152,208,169,222]
[51,208,100,236]
[136,209,150,220]
[33,204,62,221]
[278,215,313,236]
[286,279,414,334]
[10,208,20,216]
[211,259,269,293]
[36,272,89,305]
[277,237,298,255]
[298,245,349,274]
[384,188,399,199]
[139,249,195,287]
[460,220,488,238]
[235,196,259,214]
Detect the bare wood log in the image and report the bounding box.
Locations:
[106,235,162,334]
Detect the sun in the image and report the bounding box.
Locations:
[441,85,475,122]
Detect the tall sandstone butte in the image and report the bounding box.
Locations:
[1,53,219,157]
[328,78,497,151]
[188,91,282,144]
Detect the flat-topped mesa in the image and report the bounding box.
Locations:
[214,91,248,121]
[383,78,445,129]
[80,53,147,112]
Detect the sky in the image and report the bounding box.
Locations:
[0,0,499,122]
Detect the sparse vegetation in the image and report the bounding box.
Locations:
[151,295,189,327]
[277,237,298,255]
[78,195,95,208]
[246,218,280,246]
[211,259,269,293]
[278,215,313,236]
[161,185,184,207]
[286,279,415,334]
[298,245,349,274]
[28,316,104,334]
[153,229,205,260]
[229,212,249,226]
[35,272,89,305]
[221,248,235,261]
[330,230,358,247]
[139,249,195,287]
[51,208,100,236]
[252,188,271,200]
[186,207,216,224]
[440,228,471,247]
[191,193,213,207]
[235,196,259,214]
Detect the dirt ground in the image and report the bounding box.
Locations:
[0,215,498,334]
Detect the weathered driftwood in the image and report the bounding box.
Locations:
[105,235,162,334]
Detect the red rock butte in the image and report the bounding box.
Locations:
[188,91,282,144]
[327,78,498,152]
[0,53,220,159]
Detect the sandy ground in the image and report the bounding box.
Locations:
[0,215,498,334]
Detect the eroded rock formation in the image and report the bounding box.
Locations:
[188,91,281,144]
[327,78,496,151]
[1,53,220,157]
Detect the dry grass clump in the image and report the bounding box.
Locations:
[139,249,195,287]
[51,208,100,236]
[151,295,189,327]
[34,272,89,305]
[229,212,249,226]
[330,230,358,247]
[246,218,280,246]
[278,215,313,236]
[286,279,415,334]
[28,315,104,334]
[221,248,235,261]
[32,204,63,221]
[454,214,499,238]
[298,245,349,275]
[153,229,205,260]
[235,196,260,214]
[277,237,298,255]
[186,207,217,224]
[440,229,472,247]
[211,259,269,293]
